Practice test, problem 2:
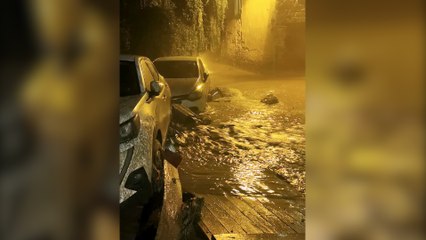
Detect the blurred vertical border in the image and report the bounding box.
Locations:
[307,0,425,239]
[1,0,119,239]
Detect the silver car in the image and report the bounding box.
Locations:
[154,56,210,112]
[119,55,171,204]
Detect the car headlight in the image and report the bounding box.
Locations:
[120,114,140,143]
[188,84,204,100]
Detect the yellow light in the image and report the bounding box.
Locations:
[239,0,277,59]
[195,84,203,91]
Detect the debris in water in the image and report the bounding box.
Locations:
[172,104,201,126]
[200,116,212,125]
[261,92,279,105]
[181,193,204,240]
[208,87,224,101]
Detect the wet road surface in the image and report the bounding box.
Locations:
[174,59,306,236]
[120,60,305,240]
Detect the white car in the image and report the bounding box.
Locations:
[154,56,210,112]
[120,55,172,204]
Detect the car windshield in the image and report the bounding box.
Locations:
[154,60,199,78]
[120,61,142,97]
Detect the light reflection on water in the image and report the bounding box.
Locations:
[176,88,305,198]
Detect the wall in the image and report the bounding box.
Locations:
[120,0,228,60]
[222,0,305,73]
[120,0,305,73]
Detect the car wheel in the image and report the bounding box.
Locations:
[151,139,164,196]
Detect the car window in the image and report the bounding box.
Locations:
[154,60,199,78]
[140,61,155,88]
[146,61,159,81]
[120,61,142,97]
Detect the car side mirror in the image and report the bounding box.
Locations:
[203,72,209,81]
[150,81,162,96]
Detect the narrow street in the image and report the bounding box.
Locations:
[119,0,306,236]
[175,58,306,238]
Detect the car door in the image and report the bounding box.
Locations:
[142,59,170,145]
[119,59,154,203]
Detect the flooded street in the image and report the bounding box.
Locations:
[121,60,306,240]
[175,59,305,209]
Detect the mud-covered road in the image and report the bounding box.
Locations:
[175,59,305,210]
[121,59,305,240]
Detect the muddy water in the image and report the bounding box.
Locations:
[174,85,305,201]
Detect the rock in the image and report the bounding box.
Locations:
[261,92,279,105]
[200,116,212,125]
[209,131,222,141]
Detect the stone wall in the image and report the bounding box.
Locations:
[222,0,305,73]
[121,0,305,73]
[121,0,228,59]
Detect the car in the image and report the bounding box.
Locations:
[119,55,172,204]
[154,56,210,112]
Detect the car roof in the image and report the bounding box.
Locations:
[120,54,151,62]
[154,56,199,62]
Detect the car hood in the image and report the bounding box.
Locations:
[164,77,199,97]
[119,95,140,124]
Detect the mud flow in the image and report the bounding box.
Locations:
[172,69,305,205]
